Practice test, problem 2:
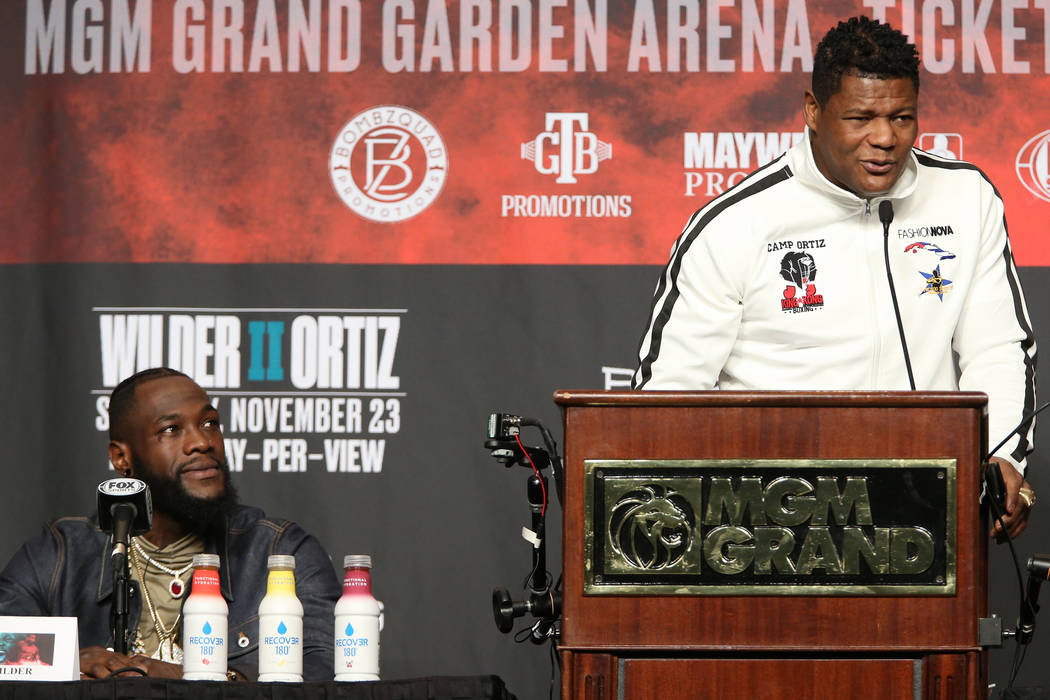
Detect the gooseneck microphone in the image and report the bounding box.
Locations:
[97,478,152,654]
[986,400,1049,464]
[1018,554,1049,645]
[879,200,916,390]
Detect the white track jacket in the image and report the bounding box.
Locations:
[634,130,1036,472]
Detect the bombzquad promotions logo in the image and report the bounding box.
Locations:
[330,106,448,223]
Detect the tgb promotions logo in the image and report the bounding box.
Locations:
[503,112,631,218]
[1016,129,1050,203]
[330,106,448,223]
[521,113,612,184]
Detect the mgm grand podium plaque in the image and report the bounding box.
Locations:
[586,458,955,597]
[555,391,989,700]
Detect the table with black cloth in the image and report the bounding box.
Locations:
[0,675,516,700]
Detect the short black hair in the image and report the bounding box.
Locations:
[108,367,189,442]
[812,16,919,106]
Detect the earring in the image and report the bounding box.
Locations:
[124,469,131,476]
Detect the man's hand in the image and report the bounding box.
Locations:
[79,647,183,679]
[79,646,147,679]
[989,456,1033,541]
[129,655,183,679]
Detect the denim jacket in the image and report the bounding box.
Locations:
[0,505,340,681]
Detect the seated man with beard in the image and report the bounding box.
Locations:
[0,368,341,680]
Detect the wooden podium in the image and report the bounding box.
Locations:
[555,391,990,700]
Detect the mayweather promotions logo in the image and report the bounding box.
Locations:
[1016,129,1050,203]
[330,106,448,222]
[608,484,695,570]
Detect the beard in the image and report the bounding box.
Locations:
[133,456,239,535]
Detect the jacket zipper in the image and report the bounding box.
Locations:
[863,200,881,385]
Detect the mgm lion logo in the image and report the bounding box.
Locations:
[608,484,695,569]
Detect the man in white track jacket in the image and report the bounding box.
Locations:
[633,16,1037,538]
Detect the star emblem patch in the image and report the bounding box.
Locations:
[919,265,952,301]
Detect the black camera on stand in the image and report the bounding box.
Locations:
[485,413,563,644]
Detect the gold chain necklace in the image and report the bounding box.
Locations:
[132,537,192,598]
[130,547,183,663]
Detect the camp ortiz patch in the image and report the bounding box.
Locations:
[779,251,824,313]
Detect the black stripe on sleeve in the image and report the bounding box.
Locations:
[915,153,1038,460]
[634,162,794,389]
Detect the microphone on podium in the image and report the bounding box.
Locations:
[878,199,916,390]
[96,477,152,654]
[97,478,153,564]
[1018,555,1049,645]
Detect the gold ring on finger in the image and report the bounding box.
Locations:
[1018,486,1036,509]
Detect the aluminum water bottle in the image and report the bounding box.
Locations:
[334,555,381,681]
[258,555,304,682]
[182,554,228,680]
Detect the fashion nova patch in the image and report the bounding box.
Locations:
[780,251,824,313]
[905,241,955,302]
[904,241,955,261]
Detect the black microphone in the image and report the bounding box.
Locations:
[980,401,1048,517]
[986,400,1050,463]
[879,200,916,390]
[878,199,894,226]
[97,478,151,655]
[1018,554,1049,644]
[97,478,153,561]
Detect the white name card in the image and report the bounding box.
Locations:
[0,617,79,681]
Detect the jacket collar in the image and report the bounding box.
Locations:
[789,127,919,209]
[213,519,235,601]
[95,517,236,603]
[95,533,114,604]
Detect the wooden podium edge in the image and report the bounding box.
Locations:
[554,389,989,409]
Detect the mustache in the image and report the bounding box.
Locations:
[177,457,227,475]
[132,455,238,532]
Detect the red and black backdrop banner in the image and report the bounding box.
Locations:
[1,1,1048,696]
